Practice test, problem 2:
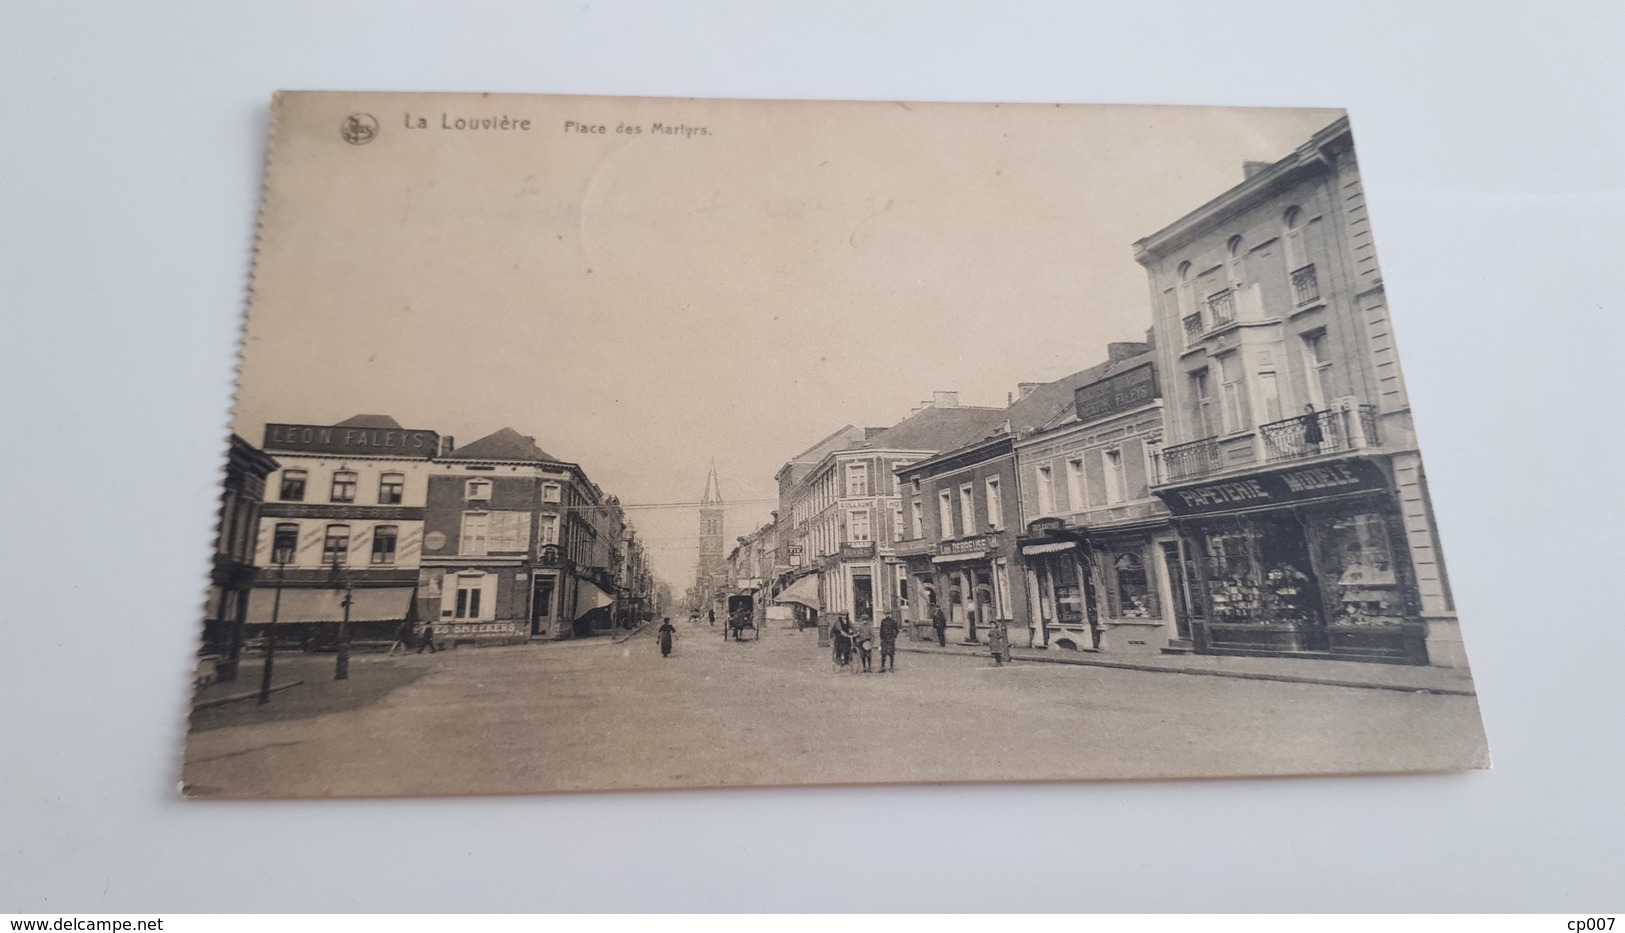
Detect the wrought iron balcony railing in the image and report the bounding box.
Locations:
[1206,288,1236,327]
[1291,264,1320,306]
[1259,405,1379,463]
[1160,436,1222,483]
[1182,311,1204,344]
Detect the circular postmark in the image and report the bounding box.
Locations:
[340,113,379,145]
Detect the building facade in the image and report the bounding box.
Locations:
[418,428,625,643]
[202,434,279,679]
[1014,346,1182,656]
[779,395,1007,628]
[250,415,439,644]
[1134,116,1459,666]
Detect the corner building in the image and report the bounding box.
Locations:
[250,415,439,644]
[418,428,625,643]
[1135,116,1460,666]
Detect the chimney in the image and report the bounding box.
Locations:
[932,390,960,409]
[1017,382,1042,399]
[1243,160,1272,180]
[1107,341,1148,363]
[439,435,455,456]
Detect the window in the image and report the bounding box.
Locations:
[1104,450,1126,504]
[330,471,357,503]
[1065,458,1086,510]
[461,512,490,556]
[378,473,405,505]
[985,477,1003,531]
[846,462,869,498]
[1191,369,1216,438]
[538,514,559,546]
[1114,552,1153,618]
[454,575,483,619]
[1256,370,1283,424]
[466,478,492,501]
[1207,287,1236,328]
[1177,261,1201,343]
[1303,329,1336,408]
[541,482,562,503]
[938,490,954,539]
[1144,441,1163,487]
[1036,465,1055,515]
[271,522,299,564]
[370,525,398,564]
[910,499,924,539]
[322,524,350,564]
[1218,353,1250,433]
[279,469,307,502]
[959,485,975,536]
[892,503,905,542]
[848,509,872,543]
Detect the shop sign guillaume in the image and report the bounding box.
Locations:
[1156,458,1388,516]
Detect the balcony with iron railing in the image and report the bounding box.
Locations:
[1259,404,1378,464]
[1290,264,1320,307]
[1158,404,1381,484]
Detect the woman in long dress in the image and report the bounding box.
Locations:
[658,617,676,658]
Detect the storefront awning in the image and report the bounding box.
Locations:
[774,573,821,609]
[246,586,415,624]
[931,551,988,564]
[1021,541,1077,556]
[574,580,615,620]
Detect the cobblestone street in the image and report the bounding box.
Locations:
[183,618,1489,797]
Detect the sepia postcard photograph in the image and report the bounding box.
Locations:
[182,91,1489,798]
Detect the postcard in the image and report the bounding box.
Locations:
[183,91,1487,798]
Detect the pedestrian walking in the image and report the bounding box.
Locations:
[931,604,948,647]
[707,608,715,628]
[658,617,677,658]
[988,617,1011,666]
[833,614,856,669]
[416,622,438,654]
[879,611,900,673]
[856,615,876,673]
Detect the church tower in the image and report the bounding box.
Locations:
[695,461,727,613]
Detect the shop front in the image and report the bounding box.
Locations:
[1156,457,1427,665]
[1017,520,1097,651]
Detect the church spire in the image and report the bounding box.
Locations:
[700,459,723,506]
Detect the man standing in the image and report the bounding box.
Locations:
[879,611,900,673]
[931,604,948,647]
[416,621,438,654]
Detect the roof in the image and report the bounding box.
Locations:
[333,414,404,430]
[441,427,558,463]
[865,404,1006,454]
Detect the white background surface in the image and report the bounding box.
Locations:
[2,0,1622,913]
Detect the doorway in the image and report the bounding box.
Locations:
[531,575,555,637]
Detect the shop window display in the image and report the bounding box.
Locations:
[1114,551,1155,619]
[1201,523,1317,625]
[1315,512,1403,626]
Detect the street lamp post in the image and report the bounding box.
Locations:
[258,555,290,705]
[330,558,352,681]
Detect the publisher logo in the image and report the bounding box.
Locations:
[341,113,379,145]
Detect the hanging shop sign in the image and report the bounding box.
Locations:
[1155,457,1389,516]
